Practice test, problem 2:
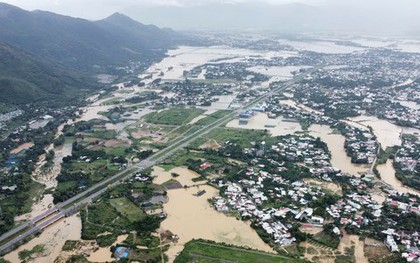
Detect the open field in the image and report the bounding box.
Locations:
[174,240,304,263]
[194,110,232,126]
[144,108,205,125]
[191,127,275,148]
[109,197,146,222]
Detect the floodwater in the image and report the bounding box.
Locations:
[349,115,402,149]
[78,105,113,122]
[279,99,324,115]
[5,214,82,263]
[376,160,420,196]
[145,46,299,81]
[226,112,303,136]
[207,94,237,110]
[393,100,420,110]
[152,167,274,262]
[248,66,311,80]
[87,234,128,262]
[278,39,366,54]
[15,194,54,223]
[309,124,368,176]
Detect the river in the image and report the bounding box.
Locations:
[376,160,420,196]
[309,124,368,176]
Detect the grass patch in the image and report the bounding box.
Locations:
[62,240,80,251]
[104,146,127,156]
[174,240,303,263]
[21,181,45,213]
[144,108,205,125]
[18,245,45,262]
[194,127,274,148]
[194,110,232,126]
[96,234,118,247]
[311,231,340,249]
[377,146,398,164]
[158,164,177,172]
[109,197,146,222]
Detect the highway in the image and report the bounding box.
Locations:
[0,65,321,254]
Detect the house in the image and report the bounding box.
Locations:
[385,235,399,252]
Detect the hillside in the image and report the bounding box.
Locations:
[0,43,95,106]
[0,3,188,108]
[0,3,186,70]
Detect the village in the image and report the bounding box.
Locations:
[0,35,419,263]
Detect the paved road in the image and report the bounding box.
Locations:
[0,65,322,254]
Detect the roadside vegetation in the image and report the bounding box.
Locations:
[174,239,305,263]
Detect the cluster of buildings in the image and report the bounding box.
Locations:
[288,50,420,129]
[211,135,345,246]
[383,192,420,262]
[273,136,341,180]
[0,109,23,129]
[339,124,378,164]
[395,135,419,174]
[214,177,328,246]
[156,81,237,107]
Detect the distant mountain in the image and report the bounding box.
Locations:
[0,43,95,105]
[95,13,183,50]
[0,3,188,108]
[0,3,186,70]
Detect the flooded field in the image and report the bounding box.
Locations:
[226,112,303,136]
[248,65,310,80]
[279,99,324,115]
[349,115,402,149]
[278,39,366,54]
[309,124,368,176]
[5,214,82,263]
[152,167,273,262]
[144,45,299,81]
[78,105,113,122]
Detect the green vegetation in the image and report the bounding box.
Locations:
[194,110,232,126]
[96,234,118,247]
[62,240,81,251]
[110,197,146,222]
[80,180,164,261]
[158,164,177,171]
[18,245,45,262]
[311,228,340,249]
[144,108,205,125]
[67,255,89,263]
[377,146,398,164]
[174,240,304,263]
[191,127,275,148]
[0,43,98,108]
[0,102,16,114]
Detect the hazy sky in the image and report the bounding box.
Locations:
[0,0,381,19]
[3,0,420,34]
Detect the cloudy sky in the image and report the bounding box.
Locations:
[0,0,370,19]
[3,0,420,34]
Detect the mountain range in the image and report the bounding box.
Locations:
[0,3,187,107]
